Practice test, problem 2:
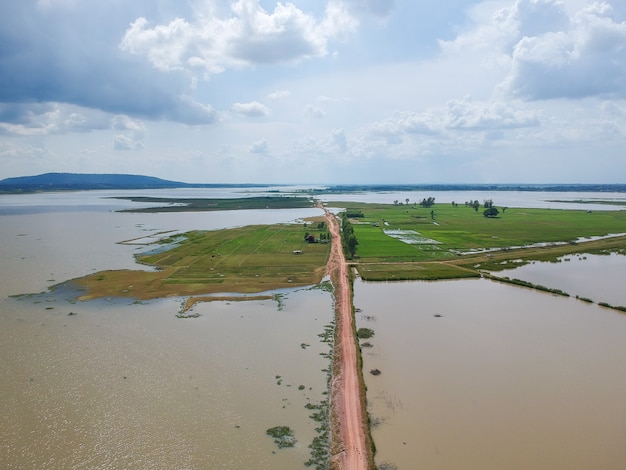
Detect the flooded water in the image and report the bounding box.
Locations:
[2,188,626,469]
[492,252,626,307]
[0,190,332,469]
[320,190,626,211]
[355,278,626,470]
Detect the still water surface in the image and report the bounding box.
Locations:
[0,190,332,469]
[2,189,626,469]
[356,278,626,469]
[492,252,626,307]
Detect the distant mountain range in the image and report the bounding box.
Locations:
[0,173,270,192]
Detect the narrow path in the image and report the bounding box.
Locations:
[322,206,370,470]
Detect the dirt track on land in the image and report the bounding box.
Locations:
[323,207,370,470]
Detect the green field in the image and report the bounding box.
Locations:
[115,195,314,212]
[72,200,626,297]
[75,222,330,300]
[330,201,626,280]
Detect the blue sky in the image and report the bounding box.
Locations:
[1,0,625,184]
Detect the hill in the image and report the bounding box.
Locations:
[0,173,266,192]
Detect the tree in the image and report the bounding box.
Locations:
[341,213,359,258]
[420,197,435,208]
[483,207,499,218]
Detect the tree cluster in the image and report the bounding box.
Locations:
[420,197,436,208]
[341,213,358,258]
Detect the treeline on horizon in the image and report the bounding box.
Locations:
[310,183,626,193]
[1,172,625,193]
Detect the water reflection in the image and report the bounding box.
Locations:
[355,278,626,470]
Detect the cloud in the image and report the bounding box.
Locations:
[267,90,291,100]
[0,1,219,125]
[249,138,269,153]
[441,0,626,100]
[231,101,270,117]
[304,104,326,118]
[111,115,146,132]
[120,0,358,74]
[505,2,626,99]
[444,96,539,130]
[332,128,348,152]
[0,142,48,160]
[0,103,111,135]
[111,114,145,150]
[293,97,541,160]
[113,134,143,151]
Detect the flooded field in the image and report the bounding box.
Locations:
[493,252,626,307]
[2,188,626,469]
[0,190,332,469]
[356,278,626,470]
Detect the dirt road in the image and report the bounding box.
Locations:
[323,207,370,470]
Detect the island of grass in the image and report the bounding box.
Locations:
[114,195,314,212]
[331,201,626,282]
[74,222,331,300]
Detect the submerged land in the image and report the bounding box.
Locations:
[64,195,626,470]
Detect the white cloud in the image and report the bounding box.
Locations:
[0,142,48,160]
[111,115,146,132]
[120,0,358,76]
[249,138,269,153]
[0,103,112,136]
[231,101,271,117]
[304,104,326,118]
[505,2,626,99]
[267,89,291,100]
[113,134,143,151]
[111,114,146,151]
[332,128,348,152]
[441,0,626,100]
[444,96,539,129]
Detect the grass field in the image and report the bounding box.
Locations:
[115,195,314,212]
[74,223,331,300]
[72,200,626,297]
[328,201,626,281]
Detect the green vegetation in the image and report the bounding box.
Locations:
[74,223,330,300]
[341,214,359,259]
[266,426,297,448]
[115,195,313,212]
[356,328,375,339]
[304,321,334,470]
[329,200,626,281]
[489,276,570,296]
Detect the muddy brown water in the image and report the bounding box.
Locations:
[356,278,626,470]
[0,193,332,469]
[2,189,626,469]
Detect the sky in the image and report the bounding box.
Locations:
[1,0,625,184]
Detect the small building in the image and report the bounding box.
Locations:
[292,250,303,255]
